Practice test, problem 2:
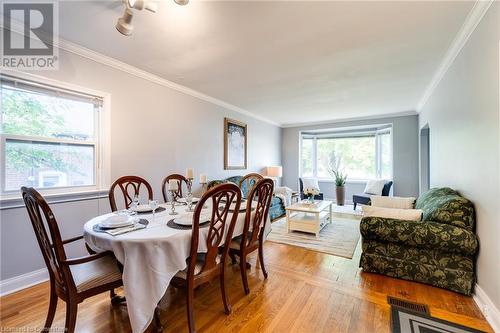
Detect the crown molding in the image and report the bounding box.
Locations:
[0,20,280,127]
[55,39,281,127]
[417,0,494,112]
[280,110,417,128]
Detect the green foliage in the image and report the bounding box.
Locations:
[332,169,347,187]
[2,89,82,175]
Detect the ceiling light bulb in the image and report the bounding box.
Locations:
[116,8,134,36]
[174,0,189,6]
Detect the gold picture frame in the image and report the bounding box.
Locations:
[224,118,247,170]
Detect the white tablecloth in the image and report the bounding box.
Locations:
[83,202,267,333]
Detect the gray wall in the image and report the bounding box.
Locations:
[0,46,282,281]
[281,115,419,200]
[418,4,499,310]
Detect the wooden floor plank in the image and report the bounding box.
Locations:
[0,240,492,332]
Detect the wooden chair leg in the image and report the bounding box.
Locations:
[220,265,231,314]
[239,254,250,295]
[186,283,196,333]
[65,300,78,333]
[258,240,268,279]
[42,283,57,332]
[153,306,164,333]
[229,250,237,265]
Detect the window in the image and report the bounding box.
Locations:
[300,126,392,181]
[0,75,103,195]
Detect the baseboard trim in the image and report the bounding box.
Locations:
[0,269,49,297]
[473,284,500,332]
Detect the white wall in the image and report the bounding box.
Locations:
[418,3,499,312]
[0,45,282,281]
[281,114,419,200]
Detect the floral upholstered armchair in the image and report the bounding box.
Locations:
[359,187,479,295]
[207,175,286,221]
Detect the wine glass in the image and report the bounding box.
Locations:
[149,200,159,222]
[131,194,140,210]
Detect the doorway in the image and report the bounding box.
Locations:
[420,126,430,194]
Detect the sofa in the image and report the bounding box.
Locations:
[352,181,393,210]
[207,176,286,221]
[359,187,479,295]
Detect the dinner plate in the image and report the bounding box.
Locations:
[130,204,159,213]
[100,215,137,229]
[174,212,210,226]
[177,197,200,204]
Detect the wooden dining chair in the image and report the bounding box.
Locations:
[154,183,242,333]
[229,178,274,294]
[238,173,264,199]
[21,187,123,333]
[108,175,153,211]
[161,173,188,203]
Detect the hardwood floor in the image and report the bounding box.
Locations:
[0,238,492,332]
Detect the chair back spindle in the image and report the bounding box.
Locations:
[161,174,188,203]
[243,178,274,249]
[109,176,153,211]
[189,183,241,275]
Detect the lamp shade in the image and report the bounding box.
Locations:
[266,166,282,178]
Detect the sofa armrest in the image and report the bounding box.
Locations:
[360,216,478,255]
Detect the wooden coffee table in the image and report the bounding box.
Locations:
[285,200,333,237]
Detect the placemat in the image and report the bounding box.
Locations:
[167,219,210,230]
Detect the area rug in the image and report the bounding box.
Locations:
[267,217,360,259]
[391,307,485,333]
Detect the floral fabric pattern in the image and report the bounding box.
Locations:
[207,176,286,220]
[415,187,475,230]
[360,187,478,295]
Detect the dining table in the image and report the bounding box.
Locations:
[83,200,269,333]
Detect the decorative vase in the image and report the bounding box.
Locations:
[307,194,314,204]
[336,186,345,206]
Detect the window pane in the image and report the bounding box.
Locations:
[1,86,95,141]
[317,137,376,179]
[379,132,392,179]
[301,138,313,177]
[4,139,95,191]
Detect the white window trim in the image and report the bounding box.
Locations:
[0,70,111,205]
[299,126,393,181]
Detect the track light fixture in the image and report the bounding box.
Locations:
[116,0,186,36]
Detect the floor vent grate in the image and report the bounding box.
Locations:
[387,296,430,315]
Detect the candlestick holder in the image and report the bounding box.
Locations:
[186,177,194,212]
[200,182,208,208]
[169,190,178,215]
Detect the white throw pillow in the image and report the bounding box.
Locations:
[371,196,416,209]
[364,179,386,195]
[362,206,423,221]
[302,178,320,191]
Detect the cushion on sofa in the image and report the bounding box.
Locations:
[362,206,422,221]
[360,216,479,256]
[415,187,475,230]
[301,178,320,191]
[371,196,416,209]
[364,179,386,195]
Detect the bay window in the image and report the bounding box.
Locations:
[300,126,392,181]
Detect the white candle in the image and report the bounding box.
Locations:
[200,174,207,184]
[186,168,194,179]
[168,180,178,191]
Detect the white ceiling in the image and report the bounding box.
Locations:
[57,1,475,126]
